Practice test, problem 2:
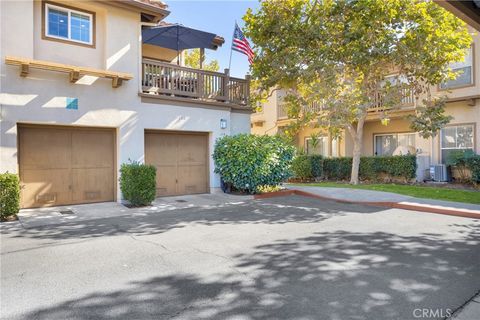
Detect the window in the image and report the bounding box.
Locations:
[440,125,474,163]
[440,47,473,89]
[305,136,328,156]
[44,2,94,46]
[375,133,416,156]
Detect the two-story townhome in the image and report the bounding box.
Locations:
[251,24,479,181]
[0,0,251,208]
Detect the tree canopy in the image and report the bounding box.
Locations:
[184,49,220,71]
[244,0,472,183]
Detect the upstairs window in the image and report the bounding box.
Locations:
[44,2,94,46]
[440,47,474,90]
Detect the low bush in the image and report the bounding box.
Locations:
[323,157,352,180]
[256,185,283,194]
[323,155,416,182]
[291,154,324,180]
[0,173,20,219]
[213,134,295,194]
[291,155,313,180]
[447,149,475,181]
[120,161,156,206]
[466,154,480,183]
[310,155,324,178]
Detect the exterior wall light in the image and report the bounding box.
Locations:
[220,118,227,129]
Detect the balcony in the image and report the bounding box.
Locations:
[368,87,415,112]
[142,59,250,107]
[277,101,324,120]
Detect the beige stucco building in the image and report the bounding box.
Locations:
[251,25,480,181]
[0,0,251,208]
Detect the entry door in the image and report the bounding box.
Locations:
[18,125,115,208]
[145,131,208,197]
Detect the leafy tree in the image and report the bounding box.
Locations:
[184,49,220,71]
[244,0,472,184]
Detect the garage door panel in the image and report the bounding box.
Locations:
[20,169,71,207]
[72,168,114,203]
[177,135,207,164]
[72,130,115,168]
[145,133,177,165]
[19,127,71,169]
[19,125,115,208]
[154,165,177,196]
[145,132,208,197]
[177,164,208,194]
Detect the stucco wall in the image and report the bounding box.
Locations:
[0,0,250,200]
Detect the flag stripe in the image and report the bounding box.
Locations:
[232,23,254,64]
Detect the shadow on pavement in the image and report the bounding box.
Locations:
[21,224,480,320]
[2,196,385,241]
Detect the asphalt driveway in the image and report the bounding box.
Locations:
[1,195,479,320]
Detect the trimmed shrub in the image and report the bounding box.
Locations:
[310,155,324,178]
[291,155,313,180]
[447,150,477,182]
[291,154,324,179]
[323,155,416,181]
[213,134,295,194]
[0,173,20,219]
[120,161,156,206]
[466,154,480,183]
[323,157,352,180]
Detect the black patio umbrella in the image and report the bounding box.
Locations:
[142,24,219,65]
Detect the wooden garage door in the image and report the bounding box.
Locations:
[145,131,208,197]
[18,125,115,208]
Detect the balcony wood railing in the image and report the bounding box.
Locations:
[277,101,324,120]
[142,58,249,106]
[368,87,415,112]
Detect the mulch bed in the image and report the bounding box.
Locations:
[0,215,18,222]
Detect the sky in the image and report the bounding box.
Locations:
[164,0,259,78]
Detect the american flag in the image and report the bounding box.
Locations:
[232,23,254,64]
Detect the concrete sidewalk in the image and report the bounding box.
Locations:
[289,186,480,219]
[17,192,253,228]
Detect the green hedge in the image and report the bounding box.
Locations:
[0,173,20,219]
[291,155,313,180]
[120,161,156,206]
[323,157,352,180]
[320,155,417,181]
[213,134,295,193]
[466,154,480,183]
[291,155,324,179]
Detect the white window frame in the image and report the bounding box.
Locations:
[440,124,475,162]
[374,132,416,156]
[45,3,93,46]
[439,46,474,90]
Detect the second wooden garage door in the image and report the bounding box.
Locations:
[18,125,115,208]
[145,131,208,197]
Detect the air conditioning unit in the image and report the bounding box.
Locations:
[429,164,448,182]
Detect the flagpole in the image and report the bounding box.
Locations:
[228,20,236,73]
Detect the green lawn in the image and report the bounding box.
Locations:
[292,182,480,205]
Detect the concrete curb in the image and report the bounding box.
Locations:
[254,189,480,220]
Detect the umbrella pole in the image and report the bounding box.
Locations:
[177,25,180,66]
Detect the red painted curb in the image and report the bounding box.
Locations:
[255,189,480,220]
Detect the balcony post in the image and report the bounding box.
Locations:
[223,68,230,101]
[245,74,251,106]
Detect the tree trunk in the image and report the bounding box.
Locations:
[350,137,362,185]
[347,114,366,185]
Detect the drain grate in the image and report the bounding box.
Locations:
[175,200,187,203]
[59,210,75,215]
